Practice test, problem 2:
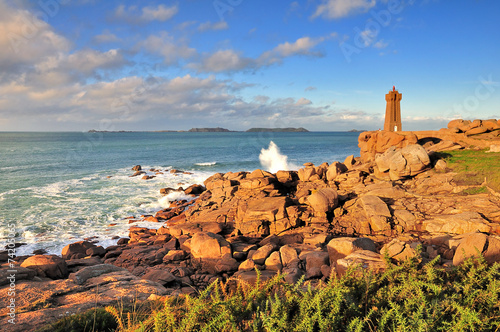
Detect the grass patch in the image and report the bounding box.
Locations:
[36,307,118,332]
[436,149,500,192]
[461,186,489,195]
[63,255,500,332]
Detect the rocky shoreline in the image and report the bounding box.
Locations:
[1,119,500,331]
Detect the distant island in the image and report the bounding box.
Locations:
[188,127,234,132]
[348,129,367,132]
[88,127,310,133]
[246,127,309,132]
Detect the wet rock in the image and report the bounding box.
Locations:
[62,241,97,260]
[86,246,106,257]
[20,255,68,279]
[184,184,205,195]
[132,165,142,171]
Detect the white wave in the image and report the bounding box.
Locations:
[158,191,196,209]
[195,162,217,166]
[259,141,298,173]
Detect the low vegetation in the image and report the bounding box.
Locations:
[39,254,500,332]
[437,149,500,192]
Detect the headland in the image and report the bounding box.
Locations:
[2,119,500,330]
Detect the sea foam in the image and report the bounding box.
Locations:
[259,141,297,173]
[195,162,217,166]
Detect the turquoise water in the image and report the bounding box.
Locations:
[0,131,360,255]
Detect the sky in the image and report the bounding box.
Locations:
[0,0,499,132]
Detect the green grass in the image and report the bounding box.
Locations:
[35,307,118,332]
[461,186,489,195]
[437,149,500,192]
[42,254,500,332]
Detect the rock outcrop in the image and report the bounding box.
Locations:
[3,119,500,330]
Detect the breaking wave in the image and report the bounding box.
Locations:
[259,141,298,173]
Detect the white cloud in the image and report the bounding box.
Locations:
[191,49,253,72]
[198,21,229,32]
[113,4,178,24]
[0,2,70,72]
[141,32,197,65]
[295,97,312,105]
[312,0,376,19]
[192,36,327,73]
[305,86,317,92]
[93,31,120,44]
[373,39,389,49]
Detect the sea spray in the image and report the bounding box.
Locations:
[259,141,297,173]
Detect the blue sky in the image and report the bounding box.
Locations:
[0,0,499,131]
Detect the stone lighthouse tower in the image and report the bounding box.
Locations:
[384,86,402,132]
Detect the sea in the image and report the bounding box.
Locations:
[0,131,361,256]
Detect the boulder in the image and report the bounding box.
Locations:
[162,250,187,262]
[453,233,488,265]
[327,237,377,266]
[380,239,417,261]
[252,243,277,265]
[215,255,240,273]
[305,188,339,217]
[191,232,231,259]
[142,268,176,285]
[336,250,386,277]
[358,195,392,233]
[238,259,257,272]
[70,264,126,285]
[236,197,295,235]
[305,251,329,271]
[184,184,205,195]
[483,119,500,131]
[279,245,299,268]
[484,236,500,265]
[20,255,68,279]
[375,145,430,180]
[86,246,106,257]
[423,212,491,235]
[276,170,298,185]
[62,241,97,260]
[326,162,348,181]
[465,126,488,136]
[298,163,317,182]
[264,251,282,271]
[344,155,356,169]
[132,165,142,171]
[190,232,232,273]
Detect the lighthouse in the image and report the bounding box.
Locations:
[384,86,402,132]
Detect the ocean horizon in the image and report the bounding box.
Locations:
[0,131,361,256]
